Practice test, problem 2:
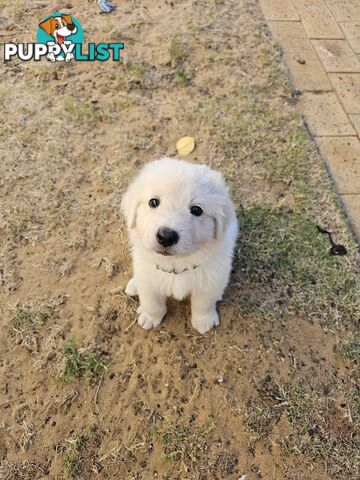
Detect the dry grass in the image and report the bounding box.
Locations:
[151,420,216,466]
[10,304,55,352]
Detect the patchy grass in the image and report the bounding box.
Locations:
[127,62,147,82]
[110,62,147,91]
[62,96,104,124]
[283,382,359,476]
[198,76,360,331]
[237,205,360,327]
[340,340,360,366]
[59,342,106,383]
[12,304,55,329]
[168,37,189,63]
[246,377,360,477]
[151,421,216,468]
[0,459,47,480]
[62,431,102,479]
[8,210,41,244]
[11,304,55,352]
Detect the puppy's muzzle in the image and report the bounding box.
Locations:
[156,227,179,247]
[67,23,76,31]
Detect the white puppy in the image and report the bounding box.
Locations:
[121,158,238,334]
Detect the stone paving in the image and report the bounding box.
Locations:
[259,0,360,241]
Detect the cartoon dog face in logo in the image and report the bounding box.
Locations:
[39,15,77,62]
[39,15,77,44]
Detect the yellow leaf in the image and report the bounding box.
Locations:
[176,136,195,156]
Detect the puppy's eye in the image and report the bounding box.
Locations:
[149,198,160,208]
[190,205,203,216]
[55,23,60,28]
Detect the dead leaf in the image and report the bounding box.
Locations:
[176,136,195,156]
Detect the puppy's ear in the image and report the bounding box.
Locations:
[121,181,140,229]
[39,17,55,35]
[200,166,235,240]
[214,196,234,240]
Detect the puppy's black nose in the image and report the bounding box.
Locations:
[67,23,76,31]
[156,227,179,247]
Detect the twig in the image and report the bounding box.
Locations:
[98,443,124,462]
[189,378,202,404]
[124,318,137,332]
[94,373,105,413]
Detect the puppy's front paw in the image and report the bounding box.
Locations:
[191,310,219,334]
[125,278,138,297]
[138,312,163,330]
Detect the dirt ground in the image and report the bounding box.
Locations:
[0,1,359,479]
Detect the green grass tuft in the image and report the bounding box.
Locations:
[11,304,55,330]
[59,342,106,383]
[63,434,87,480]
[176,68,190,86]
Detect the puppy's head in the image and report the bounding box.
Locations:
[121,158,235,257]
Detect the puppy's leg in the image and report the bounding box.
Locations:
[137,284,167,330]
[191,292,221,334]
[125,278,138,297]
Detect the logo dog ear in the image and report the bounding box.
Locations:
[62,15,73,25]
[39,17,55,35]
[121,182,140,230]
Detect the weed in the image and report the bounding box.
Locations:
[59,342,106,383]
[168,38,188,63]
[176,68,190,86]
[63,434,87,480]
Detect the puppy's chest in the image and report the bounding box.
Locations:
[155,267,198,300]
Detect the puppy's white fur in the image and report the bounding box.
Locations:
[121,158,238,334]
